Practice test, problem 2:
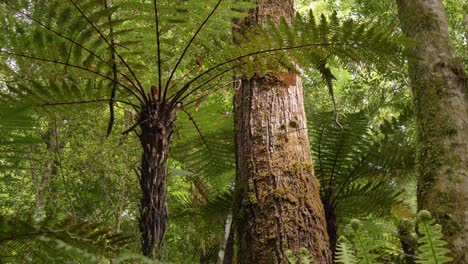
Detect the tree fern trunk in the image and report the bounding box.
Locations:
[234,3,331,262]
[324,203,338,257]
[137,103,174,259]
[396,0,468,262]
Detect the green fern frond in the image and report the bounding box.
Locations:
[348,219,379,264]
[415,210,453,264]
[227,10,408,79]
[335,236,358,264]
[307,111,412,220]
[0,215,133,263]
[171,102,235,187]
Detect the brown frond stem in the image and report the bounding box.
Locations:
[37,99,138,108]
[181,109,212,157]
[105,0,119,137]
[162,0,224,103]
[0,50,143,104]
[3,1,140,92]
[169,42,337,104]
[68,0,148,103]
[153,0,163,101]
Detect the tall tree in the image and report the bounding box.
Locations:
[395,0,468,262]
[233,1,332,262]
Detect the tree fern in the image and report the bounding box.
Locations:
[307,110,414,253]
[415,210,453,264]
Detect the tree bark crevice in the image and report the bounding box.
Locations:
[234,73,331,263]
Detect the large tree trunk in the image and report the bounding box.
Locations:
[234,3,331,262]
[396,1,468,262]
[137,103,175,259]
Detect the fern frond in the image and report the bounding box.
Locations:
[224,10,408,80]
[348,219,379,264]
[307,111,412,220]
[0,215,132,263]
[335,237,358,264]
[415,211,453,264]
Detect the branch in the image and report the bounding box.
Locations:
[162,0,224,103]
[121,119,147,135]
[182,79,233,109]
[53,118,76,223]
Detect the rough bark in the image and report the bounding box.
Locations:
[234,3,331,262]
[323,202,338,257]
[137,103,175,259]
[396,1,468,262]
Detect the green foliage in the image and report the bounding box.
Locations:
[349,219,380,264]
[0,104,41,171]
[416,210,453,264]
[229,10,408,79]
[335,212,454,264]
[308,110,414,219]
[0,214,131,263]
[286,248,314,264]
[335,237,358,264]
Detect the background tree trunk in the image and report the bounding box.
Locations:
[234,2,331,263]
[396,1,468,262]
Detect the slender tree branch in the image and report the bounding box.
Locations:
[122,119,147,135]
[53,118,76,224]
[182,79,233,108]
[162,0,224,103]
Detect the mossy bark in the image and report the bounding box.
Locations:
[233,2,331,263]
[137,103,175,259]
[396,1,468,262]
